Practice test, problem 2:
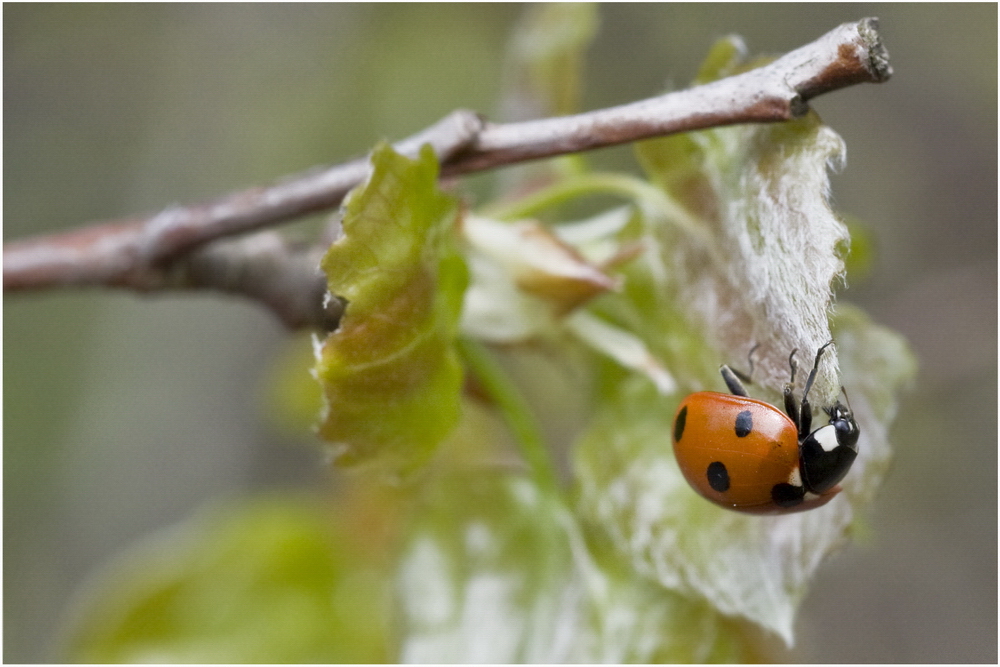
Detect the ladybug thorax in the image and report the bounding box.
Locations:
[798,403,860,495]
[808,423,841,453]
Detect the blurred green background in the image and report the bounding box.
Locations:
[4,4,995,662]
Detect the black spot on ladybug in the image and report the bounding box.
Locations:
[707,461,730,492]
[771,483,805,507]
[734,410,753,437]
[673,406,687,443]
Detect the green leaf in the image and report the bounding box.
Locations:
[692,34,747,85]
[60,496,392,663]
[459,213,619,343]
[314,142,468,474]
[395,471,764,662]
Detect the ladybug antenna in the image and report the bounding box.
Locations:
[787,348,799,385]
[840,385,854,413]
[801,340,835,405]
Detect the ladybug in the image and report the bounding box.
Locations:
[672,342,859,514]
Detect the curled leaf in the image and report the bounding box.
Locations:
[564,310,675,394]
[635,40,851,401]
[314,143,468,474]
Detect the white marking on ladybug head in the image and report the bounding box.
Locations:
[786,467,803,488]
[812,424,841,452]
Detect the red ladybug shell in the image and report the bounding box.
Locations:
[672,392,839,514]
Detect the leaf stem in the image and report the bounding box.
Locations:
[457,337,561,495]
[482,171,702,234]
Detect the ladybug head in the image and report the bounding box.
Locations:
[825,402,860,451]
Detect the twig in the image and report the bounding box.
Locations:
[150,232,343,330]
[3,18,890,329]
[444,18,891,173]
[2,110,483,292]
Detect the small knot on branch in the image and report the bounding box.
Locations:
[858,17,893,82]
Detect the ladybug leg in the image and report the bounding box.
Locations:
[720,343,760,396]
[787,348,799,385]
[800,392,813,437]
[784,384,801,435]
[801,341,835,406]
[745,343,761,378]
[783,349,802,432]
[799,341,834,439]
[720,365,750,397]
